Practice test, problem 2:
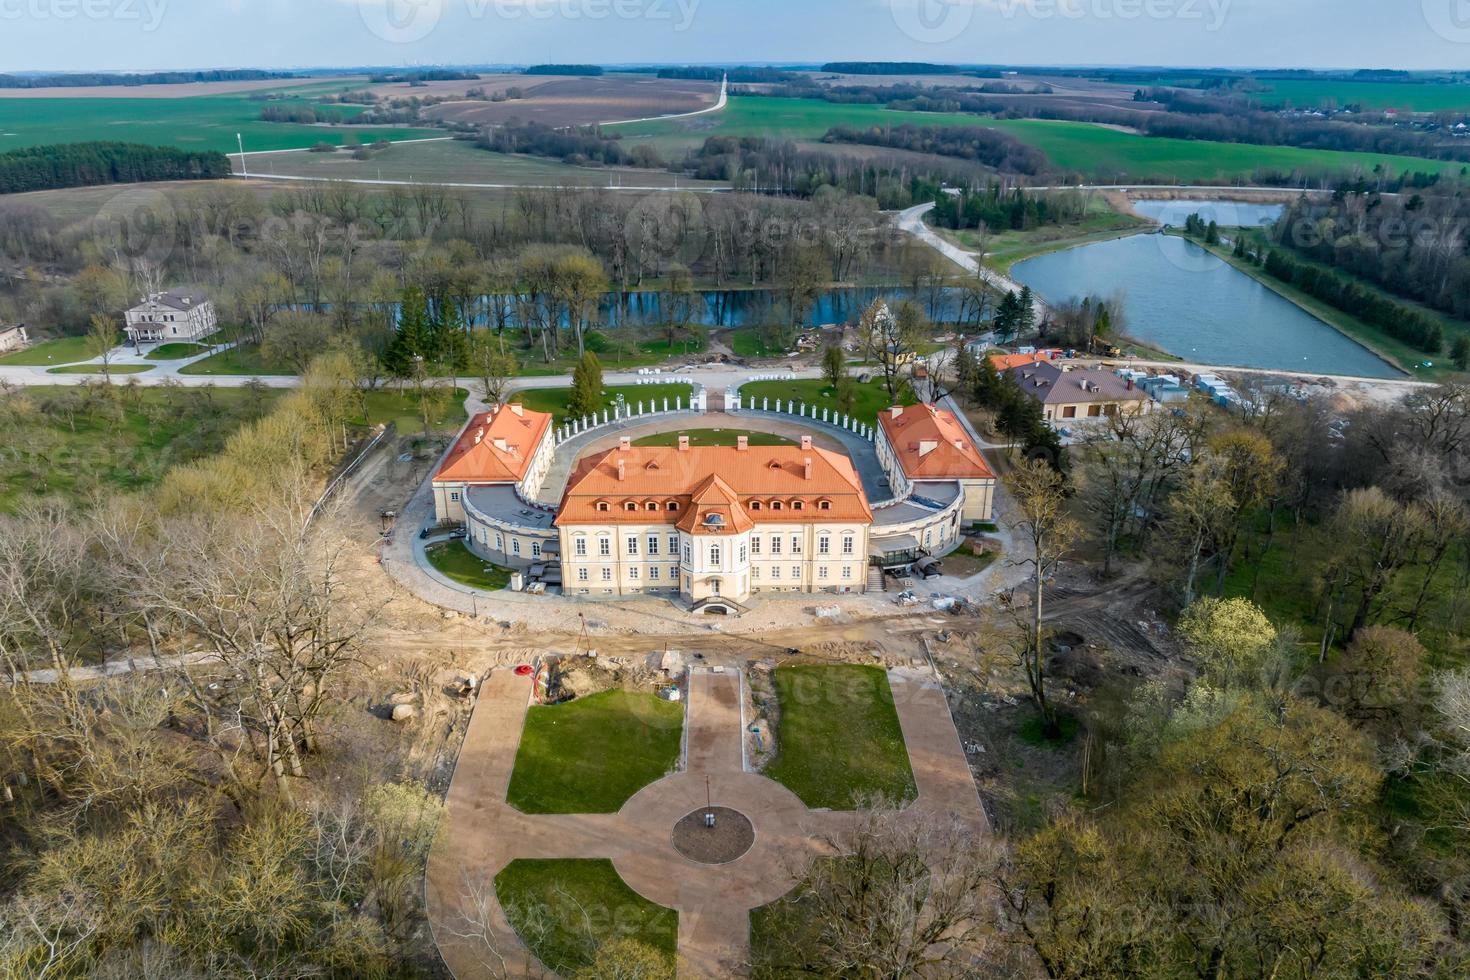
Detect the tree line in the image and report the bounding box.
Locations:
[930,184,1094,232]
[822,123,1049,176]
[0,69,291,88]
[0,142,231,194]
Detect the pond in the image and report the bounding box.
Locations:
[1130,199,1285,228]
[1011,233,1402,379]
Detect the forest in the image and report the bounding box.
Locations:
[0,142,232,194]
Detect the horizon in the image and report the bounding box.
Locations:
[4,0,1470,75]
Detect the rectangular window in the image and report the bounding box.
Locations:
[512,540,521,556]
[574,538,587,557]
[710,544,722,565]
[648,535,660,556]
[842,536,854,555]
[627,537,639,556]
[602,568,612,582]
[630,567,640,580]
[650,566,660,580]
[818,566,828,580]
[532,542,542,558]
[751,566,760,580]
[450,492,460,502]
[791,535,802,555]
[770,536,782,556]
[495,532,503,550]
[792,565,801,580]
[818,536,830,555]
[738,544,747,563]
[842,566,853,580]
[683,542,692,563]
[578,568,589,582]
[750,537,762,555]
[771,566,781,579]
[669,534,680,554]
[599,538,611,557]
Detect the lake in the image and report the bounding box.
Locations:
[1130,199,1285,227]
[1011,233,1402,379]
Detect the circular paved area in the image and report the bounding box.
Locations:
[672,806,755,865]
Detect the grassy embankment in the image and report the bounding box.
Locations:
[739,377,899,428]
[1182,232,1462,379]
[511,383,692,424]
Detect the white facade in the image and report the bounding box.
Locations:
[124,290,218,345]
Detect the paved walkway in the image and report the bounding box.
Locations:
[426,665,987,979]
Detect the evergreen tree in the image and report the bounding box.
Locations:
[567,351,604,420]
[1017,286,1037,338]
[1452,334,1470,372]
[383,285,432,379]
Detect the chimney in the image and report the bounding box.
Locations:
[617,459,626,481]
[800,436,812,451]
[474,428,485,445]
[954,439,966,451]
[678,436,690,452]
[492,437,508,452]
[918,439,938,457]
[889,405,903,418]
[509,403,524,417]
[803,457,812,481]
[737,436,748,451]
[619,436,631,452]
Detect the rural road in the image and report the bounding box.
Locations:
[897,202,1050,318]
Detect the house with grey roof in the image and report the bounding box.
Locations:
[123,289,218,346]
[1008,361,1154,422]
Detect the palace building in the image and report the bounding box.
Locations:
[429,400,996,608]
[555,435,872,607]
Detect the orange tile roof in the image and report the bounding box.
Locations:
[877,404,995,481]
[558,445,872,527]
[434,403,552,485]
[989,351,1059,372]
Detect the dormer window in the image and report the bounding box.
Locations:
[646,502,659,511]
[667,501,680,511]
[597,501,610,512]
[770,501,783,511]
[749,501,761,511]
[624,501,638,512]
[704,513,725,528]
[818,500,832,510]
[792,501,804,511]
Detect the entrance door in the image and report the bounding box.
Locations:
[711,578,721,596]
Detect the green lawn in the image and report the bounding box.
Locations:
[178,344,295,376]
[46,364,155,375]
[740,377,895,427]
[495,860,677,977]
[764,665,916,810]
[0,385,282,511]
[1243,79,1470,113]
[511,383,693,424]
[507,689,684,814]
[423,540,511,591]
[729,327,780,358]
[632,429,795,447]
[513,329,708,376]
[0,87,441,154]
[0,335,110,366]
[357,387,468,433]
[144,343,210,360]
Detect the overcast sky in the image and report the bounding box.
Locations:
[3,0,1469,73]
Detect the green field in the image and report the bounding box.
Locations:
[0,385,282,511]
[358,387,468,433]
[1242,79,1470,113]
[47,364,154,375]
[178,344,294,376]
[495,860,677,976]
[511,383,693,424]
[764,665,916,810]
[610,95,1467,183]
[0,87,441,154]
[506,689,684,814]
[236,136,728,189]
[979,117,1468,183]
[0,335,113,366]
[739,377,894,427]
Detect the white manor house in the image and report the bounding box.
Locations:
[429,396,996,608]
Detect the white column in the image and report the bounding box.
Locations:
[763,397,769,411]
